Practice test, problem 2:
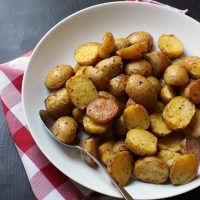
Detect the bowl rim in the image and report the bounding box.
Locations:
[22,1,200,199]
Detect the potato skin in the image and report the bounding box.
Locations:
[125,74,157,109]
[160,85,176,104]
[113,140,128,153]
[145,51,171,77]
[162,96,195,130]
[123,104,150,130]
[133,156,169,184]
[114,38,130,51]
[126,98,136,108]
[45,65,74,90]
[45,88,73,118]
[170,154,198,185]
[107,74,128,96]
[72,108,85,124]
[125,129,157,156]
[158,34,184,58]
[52,116,78,143]
[125,59,152,77]
[184,56,200,79]
[163,64,189,86]
[147,76,162,96]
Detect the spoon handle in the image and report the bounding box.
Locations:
[81,148,134,200]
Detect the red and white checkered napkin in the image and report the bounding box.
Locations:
[0,1,187,200]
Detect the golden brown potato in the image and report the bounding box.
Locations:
[133,156,169,184]
[107,74,128,96]
[95,56,122,79]
[158,34,184,58]
[180,79,200,104]
[157,149,181,167]
[127,31,153,50]
[160,85,176,104]
[123,104,150,130]
[145,51,171,77]
[114,115,127,138]
[126,98,136,108]
[72,108,85,124]
[45,88,73,118]
[74,42,100,65]
[182,108,200,138]
[45,65,73,90]
[150,113,171,137]
[86,98,119,123]
[108,151,133,186]
[98,91,115,100]
[158,133,184,152]
[73,63,82,73]
[116,41,148,60]
[113,140,128,153]
[66,75,98,109]
[147,76,162,96]
[82,136,101,166]
[52,116,78,143]
[75,66,88,76]
[125,60,152,77]
[99,32,115,59]
[163,64,189,86]
[83,116,111,135]
[98,140,114,166]
[125,74,157,109]
[114,38,130,51]
[172,56,188,67]
[125,129,157,156]
[184,56,200,79]
[162,96,195,130]
[170,154,198,185]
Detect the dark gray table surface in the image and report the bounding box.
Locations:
[0,0,200,199]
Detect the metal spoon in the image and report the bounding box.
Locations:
[39,110,134,200]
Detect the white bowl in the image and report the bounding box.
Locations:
[22,2,200,199]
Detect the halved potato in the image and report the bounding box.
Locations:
[160,85,176,105]
[113,140,128,153]
[184,56,200,79]
[72,108,85,124]
[114,38,130,51]
[147,76,162,96]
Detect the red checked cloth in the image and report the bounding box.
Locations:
[0,1,187,200]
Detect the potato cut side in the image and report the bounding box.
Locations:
[157,149,181,167]
[150,113,171,137]
[123,104,150,130]
[162,96,195,130]
[184,56,200,79]
[108,151,134,186]
[114,38,130,51]
[170,154,198,185]
[74,43,99,65]
[158,34,184,58]
[158,133,184,152]
[133,156,169,184]
[116,41,148,60]
[160,85,176,105]
[66,75,98,109]
[125,129,157,156]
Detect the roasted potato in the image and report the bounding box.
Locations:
[123,104,150,130]
[150,113,171,137]
[145,51,171,77]
[99,32,115,59]
[73,63,82,73]
[184,56,200,79]
[126,98,136,108]
[83,116,111,135]
[172,56,188,67]
[182,108,200,138]
[114,115,127,138]
[82,136,101,166]
[160,85,176,104]
[45,88,73,118]
[45,65,73,90]
[108,151,133,186]
[52,116,78,143]
[127,31,153,50]
[86,97,119,123]
[116,41,148,60]
[147,76,162,96]
[158,133,184,152]
[72,108,85,124]
[113,140,128,153]
[66,75,98,109]
[98,91,115,100]
[170,154,198,185]
[75,66,88,76]
[107,74,128,96]
[114,38,130,51]
[158,34,184,58]
[162,96,195,130]
[125,74,157,109]
[125,59,152,77]
[125,129,158,156]
[163,64,189,86]
[157,149,181,167]
[74,42,100,65]
[133,156,169,184]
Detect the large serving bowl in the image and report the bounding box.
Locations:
[22,2,200,199]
